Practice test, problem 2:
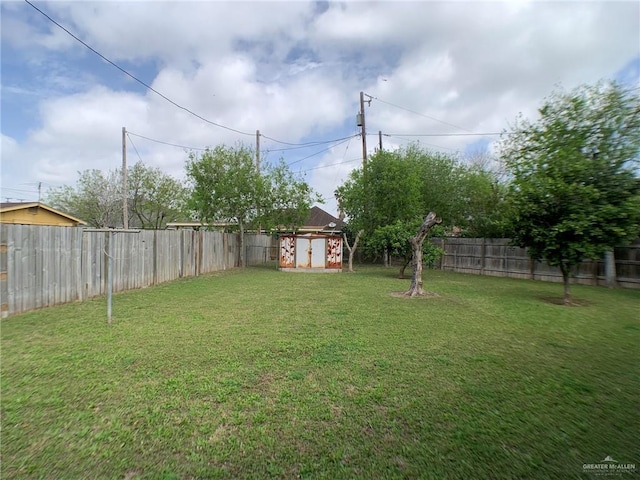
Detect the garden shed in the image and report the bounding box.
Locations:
[278,233,342,272]
[277,206,344,272]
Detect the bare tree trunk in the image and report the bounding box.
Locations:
[399,257,410,279]
[560,262,571,305]
[343,230,364,272]
[384,247,389,267]
[405,212,442,297]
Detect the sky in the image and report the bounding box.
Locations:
[1,0,639,217]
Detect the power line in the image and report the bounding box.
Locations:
[387,134,457,152]
[261,134,350,147]
[300,156,362,173]
[127,132,208,151]
[384,132,507,137]
[126,134,144,163]
[1,187,39,194]
[367,94,472,133]
[24,0,254,137]
[24,0,356,149]
[127,131,359,158]
[287,137,353,167]
[263,134,359,152]
[331,133,354,187]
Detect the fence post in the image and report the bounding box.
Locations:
[153,230,158,285]
[197,230,202,276]
[106,231,114,325]
[480,238,486,275]
[529,255,535,280]
[605,249,616,287]
[0,227,8,318]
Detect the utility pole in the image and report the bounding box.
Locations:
[256,129,261,234]
[256,130,261,173]
[359,91,368,169]
[122,127,128,229]
[38,182,42,203]
[379,131,383,152]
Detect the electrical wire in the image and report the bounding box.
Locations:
[386,134,457,152]
[127,131,208,151]
[1,187,39,194]
[261,133,350,147]
[126,134,144,163]
[385,132,505,137]
[300,156,362,173]
[24,1,359,149]
[287,137,353,167]
[263,134,359,152]
[24,0,255,137]
[330,133,354,187]
[366,94,472,132]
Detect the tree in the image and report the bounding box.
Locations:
[405,212,442,297]
[128,162,189,229]
[187,145,262,267]
[343,229,364,273]
[336,145,506,267]
[46,164,188,229]
[501,81,640,304]
[186,144,320,267]
[458,166,513,238]
[259,160,322,231]
[46,169,122,228]
[366,220,443,278]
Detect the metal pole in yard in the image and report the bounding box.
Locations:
[85,228,140,325]
[107,231,114,325]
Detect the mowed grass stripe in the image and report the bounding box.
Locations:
[2,265,638,479]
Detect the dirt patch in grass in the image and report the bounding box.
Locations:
[389,291,441,299]
[538,296,591,306]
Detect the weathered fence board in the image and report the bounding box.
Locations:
[1,225,276,317]
[0,226,8,316]
[433,238,640,288]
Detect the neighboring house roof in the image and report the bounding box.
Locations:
[0,202,86,226]
[166,221,234,230]
[297,206,343,233]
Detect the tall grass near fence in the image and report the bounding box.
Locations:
[0,225,274,317]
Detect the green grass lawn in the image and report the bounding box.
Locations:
[1,265,639,479]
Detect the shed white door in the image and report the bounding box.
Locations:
[311,238,325,268]
[295,237,325,268]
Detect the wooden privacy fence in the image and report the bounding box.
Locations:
[0,225,275,317]
[432,238,640,288]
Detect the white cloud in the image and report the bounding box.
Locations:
[2,0,638,214]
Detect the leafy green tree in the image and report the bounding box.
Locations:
[336,144,507,270]
[259,160,322,230]
[46,169,122,228]
[46,164,188,229]
[459,166,513,238]
[501,81,640,304]
[187,145,262,267]
[186,144,320,266]
[128,162,189,229]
